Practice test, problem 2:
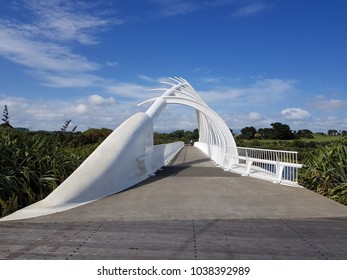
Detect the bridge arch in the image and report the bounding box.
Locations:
[138,77,237,149]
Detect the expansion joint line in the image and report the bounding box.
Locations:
[280,219,328,260]
[66,222,104,260]
[192,220,198,259]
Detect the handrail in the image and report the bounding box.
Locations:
[194,142,302,187]
[139,141,184,176]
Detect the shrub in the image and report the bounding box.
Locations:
[0,130,85,217]
[299,138,347,205]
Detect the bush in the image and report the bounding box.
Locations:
[299,138,347,205]
[0,129,85,217]
[76,128,112,146]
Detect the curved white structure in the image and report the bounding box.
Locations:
[1,77,300,222]
[1,77,236,221]
[139,77,237,160]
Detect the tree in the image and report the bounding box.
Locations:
[169,130,184,139]
[296,129,314,139]
[270,122,295,140]
[328,129,338,136]
[240,126,257,140]
[258,128,274,139]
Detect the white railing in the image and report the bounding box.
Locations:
[230,146,302,186]
[138,141,184,176]
[195,142,302,187]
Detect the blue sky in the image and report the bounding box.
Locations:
[0,0,346,132]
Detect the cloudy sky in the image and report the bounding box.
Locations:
[0,0,346,132]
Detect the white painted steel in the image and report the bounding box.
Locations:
[195,142,302,186]
[143,142,184,175]
[140,77,237,152]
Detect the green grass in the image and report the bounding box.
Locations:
[309,134,343,142]
[240,134,341,145]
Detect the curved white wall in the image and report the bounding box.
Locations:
[1,113,183,221]
[41,112,154,206]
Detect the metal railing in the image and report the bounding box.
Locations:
[195,142,302,186]
[230,146,302,186]
[138,141,184,176]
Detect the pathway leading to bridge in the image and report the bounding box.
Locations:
[0,146,346,259]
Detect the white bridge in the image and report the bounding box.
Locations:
[1,77,302,221]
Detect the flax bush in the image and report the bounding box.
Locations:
[299,138,347,205]
[0,129,85,217]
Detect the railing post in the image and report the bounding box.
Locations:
[274,152,284,183]
[242,149,252,176]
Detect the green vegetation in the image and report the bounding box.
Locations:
[0,129,83,217]
[0,127,112,217]
[154,129,199,145]
[238,122,346,141]
[239,122,296,140]
[299,138,347,205]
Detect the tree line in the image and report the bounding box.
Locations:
[2,104,346,141]
[237,122,346,140]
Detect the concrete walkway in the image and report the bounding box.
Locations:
[0,146,346,259]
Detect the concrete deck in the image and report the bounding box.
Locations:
[0,146,346,259]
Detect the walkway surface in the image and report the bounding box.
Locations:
[0,146,346,259]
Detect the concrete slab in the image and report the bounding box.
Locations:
[0,146,346,260]
[1,218,346,260]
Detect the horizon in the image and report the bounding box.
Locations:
[3,121,344,136]
[0,0,346,132]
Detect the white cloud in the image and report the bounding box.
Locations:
[307,117,347,133]
[137,74,157,83]
[281,108,311,120]
[88,94,117,105]
[1,88,346,133]
[199,78,297,104]
[0,0,119,88]
[0,96,28,108]
[0,95,134,131]
[25,0,121,45]
[219,110,274,131]
[75,104,87,114]
[106,61,119,67]
[233,3,271,18]
[106,83,154,100]
[248,112,262,120]
[310,95,347,112]
[37,73,105,88]
[151,0,250,18]
[152,0,200,17]
[0,24,99,73]
[154,105,198,132]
